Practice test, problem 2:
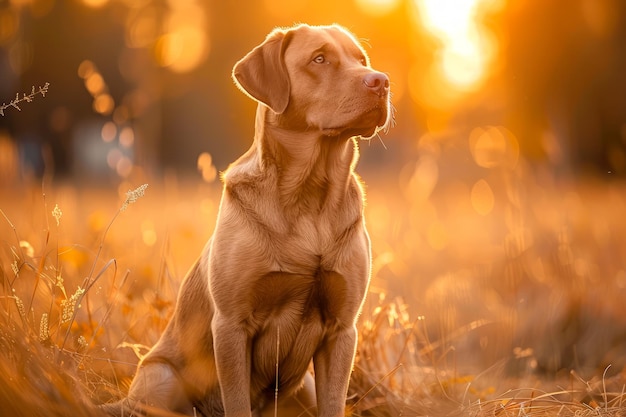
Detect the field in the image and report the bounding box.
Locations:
[0,0,624,414]
[1,142,626,416]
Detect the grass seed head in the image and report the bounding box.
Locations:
[60,287,85,324]
[52,204,62,226]
[39,313,50,342]
[12,292,26,320]
[121,184,148,211]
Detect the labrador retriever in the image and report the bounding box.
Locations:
[103,23,391,417]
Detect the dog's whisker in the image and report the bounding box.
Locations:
[376,132,388,150]
[275,325,280,417]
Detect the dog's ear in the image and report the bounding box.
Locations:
[232,28,291,114]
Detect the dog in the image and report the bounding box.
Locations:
[103,23,391,417]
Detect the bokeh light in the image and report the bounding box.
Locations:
[126,6,159,48]
[93,93,114,115]
[471,179,495,215]
[141,219,157,247]
[101,121,117,143]
[119,127,134,148]
[116,156,133,177]
[197,152,217,183]
[154,0,209,73]
[85,73,104,96]
[469,126,519,169]
[8,40,33,74]
[77,60,95,79]
[427,221,448,250]
[405,155,439,203]
[81,0,108,8]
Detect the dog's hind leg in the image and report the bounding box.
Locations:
[101,362,194,416]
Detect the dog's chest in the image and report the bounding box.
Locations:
[276,213,337,269]
[249,269,350,327]
[247,269,351,392]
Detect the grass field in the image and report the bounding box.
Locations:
[1,141,626,416]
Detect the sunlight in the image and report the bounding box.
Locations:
[81,0,108,8]
[469,126,520,169]
[355,0,401,16]
[141,219,157,247]
[263,0,309,17]
[440,34,485,88]
[197,152,217,183]
[413,0,501,90]
[470,179,494,216]
[126,6,159,48]
[154,1,209,73]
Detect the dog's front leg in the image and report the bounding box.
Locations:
[314,325,358,417]
[212,313,252,417]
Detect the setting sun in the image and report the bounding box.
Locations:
[413,0,500,90]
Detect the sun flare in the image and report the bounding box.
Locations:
[414,0,501,90]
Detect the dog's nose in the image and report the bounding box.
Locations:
[363,72,390,95]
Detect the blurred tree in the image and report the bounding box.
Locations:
[500,0,626,175]
[1,0,625,180]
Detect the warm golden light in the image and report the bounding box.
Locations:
[406,155,439,202]
[197,152,217,183]
[141,220,157,247]
[93,93,114,115]
[263,0,309,18]
[77,60,95,79]
[101,121,117,143]
[119,127,134,148]
[85,73,105,95]
[471,179,494,215]
[413,0,500,90]
[116,156,133,177]
[154,1,209,73]
[440,37,484,88]
[107,148,122,169]
[469,126,519,169]
[81,0,109,8]
[427,221,448,250]
[355,0,401,16]
[156,27,207,73]
[113,105,130,126]
[126,7,158,48]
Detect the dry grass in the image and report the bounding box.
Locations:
[1,149,626,416]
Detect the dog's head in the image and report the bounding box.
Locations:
[232,24,392,140]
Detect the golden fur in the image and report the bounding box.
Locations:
[103,23,391,417]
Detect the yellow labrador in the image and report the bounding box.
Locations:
[103,23,391,417]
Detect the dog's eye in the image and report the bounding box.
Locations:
[313,55,326,64]
[359,57,367,66]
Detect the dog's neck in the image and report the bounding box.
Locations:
[255,104,360,212]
